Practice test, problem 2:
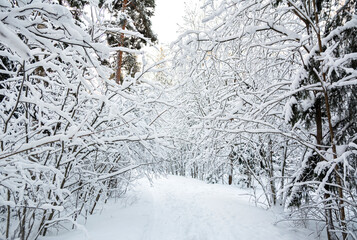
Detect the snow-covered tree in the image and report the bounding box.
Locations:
[169,0,357,239]
[0,1,166,239]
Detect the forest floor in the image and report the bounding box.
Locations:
[41,175,318,240]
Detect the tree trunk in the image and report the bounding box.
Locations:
[315,99,335,240]
[6,190,11,239]
[21,205,27,240]
[279,140,288,206]
[90,189,103,215]
[267,139,276,205]
[116,0,128,84]
[322,88,347,240]
[312,1,347,237]
[228,157,233,185]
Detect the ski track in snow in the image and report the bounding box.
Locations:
[42,176,316,240]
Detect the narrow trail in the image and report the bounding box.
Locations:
[142,176,314,240]
[43,176,316,240]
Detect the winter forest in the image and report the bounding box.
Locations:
[0,0,356,239]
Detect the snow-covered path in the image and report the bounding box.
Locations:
[42,176,316,240]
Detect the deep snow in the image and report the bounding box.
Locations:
[41,176,316,240]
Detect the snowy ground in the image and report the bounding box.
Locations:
[41,176,317,240]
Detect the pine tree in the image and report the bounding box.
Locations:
[102,0,157,84]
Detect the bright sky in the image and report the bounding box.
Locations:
[151,0,186,45]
